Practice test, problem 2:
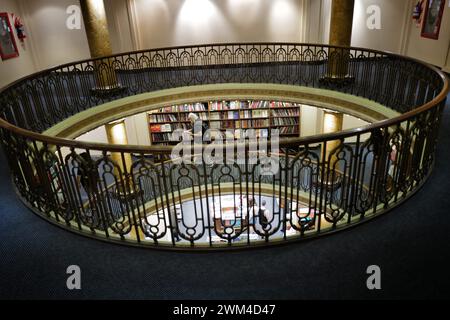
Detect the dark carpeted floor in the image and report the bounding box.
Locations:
[0,94,449,300]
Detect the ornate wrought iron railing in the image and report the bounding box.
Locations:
[0,43,447,250]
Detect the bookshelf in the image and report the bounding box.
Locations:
[147,100,301,145]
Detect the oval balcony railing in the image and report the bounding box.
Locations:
[0,43,448,250]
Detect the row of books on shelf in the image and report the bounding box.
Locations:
[210,121,236,129]
[210,101,249,110]
[151,120,299,134]
[207,100,299,111]
[241,119,270,128]
[272,117,299,126]
[240,110,269,118]
[151,100,301,115]
[209,119,271,129]
[208,110,270,120]
[149,110,297,123]
[272,109,299,117]
[151,133,174,142]
[159,103,207,113]
[271,101,298,109]
[148,100,302,144]
[279,127,299,134]
[150,124,189,133]
[178,112,208,121]
[235,129,269,139]
[151,129,271,142]
[250,101,270,109]
[207,100,271,110]
[209,111,240,120]
[148,114,178,123]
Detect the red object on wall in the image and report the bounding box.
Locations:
[0,12,19,60]
[421,0,446,40]
[12,14,26,42]
[413,1,424,21]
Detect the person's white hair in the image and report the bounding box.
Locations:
[188,112,199,123]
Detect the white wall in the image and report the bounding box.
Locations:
[129,0,306,49]
[0,0,135,88]
[0,0,37,88]
[76,125,108,143]
[76,112,150,147]
[350,0,450,68]
[343,114,369,130]
[75,125,108,156]
[124,113,151,146]
[13,0,132,72]
[343,114,370,143]
[301,104,323,137]
[301,106,370,143]
[307,0,331,44]
[19,0,90,70]
[351,0,410,53]
[305,0,408,51]
[104,0,135,53]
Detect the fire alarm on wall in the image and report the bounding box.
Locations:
[11,13,26,42]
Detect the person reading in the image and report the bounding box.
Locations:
[187,112,210,141]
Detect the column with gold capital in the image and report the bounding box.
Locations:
[322,110,344,169]
[327,0,355,80]
[79,0,119,91]
[105,119,134,196]
[321,0,353,173]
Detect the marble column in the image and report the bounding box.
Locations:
[79,0,118,89]
[105,119,133,178]
[328,0,355,79]
[322,110,344,168]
